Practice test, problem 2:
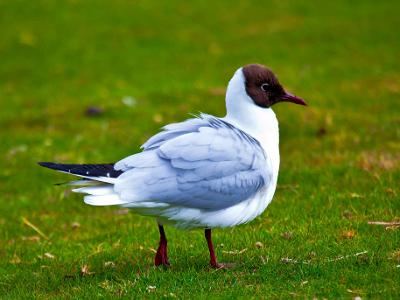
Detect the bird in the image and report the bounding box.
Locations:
[39,64,306,268]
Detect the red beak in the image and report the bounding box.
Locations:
[281,92,307,106]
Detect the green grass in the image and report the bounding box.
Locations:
[1,0,399,298]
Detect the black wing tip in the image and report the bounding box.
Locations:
[38,162,69,172]
[38,162,55,168]
[37,162,122,178]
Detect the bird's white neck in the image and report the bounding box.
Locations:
[222,68,280,174]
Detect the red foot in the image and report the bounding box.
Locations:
[205,229,236,269]
[154,225,170,267]
[210,260,221,269]
[154,244,170,266]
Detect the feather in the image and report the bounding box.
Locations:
[113,114,271,210]
[73,185,114,196]
[84,194,125,206]
[38,162,122,178]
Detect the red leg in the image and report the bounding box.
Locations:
[155,225,170,267]
[205,228,220,268]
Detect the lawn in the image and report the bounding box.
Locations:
[0,0,399,298]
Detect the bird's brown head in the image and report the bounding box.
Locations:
[242,64,306,108]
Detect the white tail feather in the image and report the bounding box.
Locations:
[73,183,126,206]
[84,194,126,206]
[73,186,114,196]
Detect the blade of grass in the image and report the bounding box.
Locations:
[21,217,49,240]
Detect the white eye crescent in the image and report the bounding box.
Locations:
[261,83,269,91]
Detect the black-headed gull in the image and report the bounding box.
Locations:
[39,64,306,268]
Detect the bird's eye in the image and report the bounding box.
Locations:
[261,83,269,91]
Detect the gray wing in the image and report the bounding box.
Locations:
[114,114,272,210]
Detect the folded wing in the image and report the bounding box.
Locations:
[114,114,272,211]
